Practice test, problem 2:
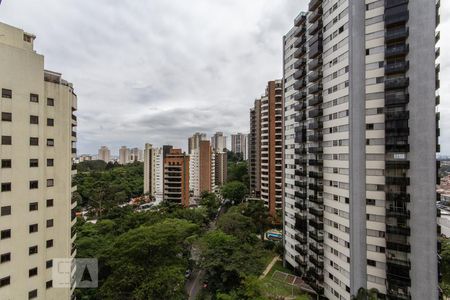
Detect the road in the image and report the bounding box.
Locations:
[185,202,227,300]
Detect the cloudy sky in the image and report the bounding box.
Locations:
[0,1,449,156]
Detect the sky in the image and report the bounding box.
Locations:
[0,1,449,156]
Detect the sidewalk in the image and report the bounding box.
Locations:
[260,255,280,279]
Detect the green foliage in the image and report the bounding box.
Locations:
[227,161,249,186]
[200,192,221,220]
[441,238,450,296]
[351,288,378,300]
[74,162,144,215]
[77,160,107,172]
[217,212,257,243]
[241,200,273,240]
[221,181,248,204]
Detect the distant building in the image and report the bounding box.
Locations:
[98,146,111,162]
[211,131,227,152]
[164,149,190,207]
[119,146,130,165]
[130,147,143,162]
[188,132,207,154]
[143,144,164,203]
[162,145,173,159]
[78,155,93,162]
[249,99,262,197]
[231,133,248,160]
[190,140,216,198]
[214,151,228,187]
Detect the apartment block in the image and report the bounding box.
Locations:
[188,132,207,155]
[119,146,130,165]
[249,99,262,197]
[231,133,248,160]
[211,132,227,152]
[163,149,190,207]
[143,144,164,203]
[282,1,440,299]
[0,22,77,299]
[190,140,216,198]
[98,146,111,163]
[214,151,228,188]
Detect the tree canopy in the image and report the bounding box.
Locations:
[221,181,248,204]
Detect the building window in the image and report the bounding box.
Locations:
[0,183,11,192]
[47,118,54,126]
[46,199,54,207]
[29,202,38,211]
[47,139,54,146]
[0,206,11,216]
[30,137,39,146]
[29,181,38,189]
[30,94,39,103]
[29,267,38,277]
[1,89,12,99]
[46,260,52,269]
[1,112,12,121]
[0,276,10,287]
[46,280,52,289]
[46,219,54,228]
[1,160,11,168]
[29,246,38,255]
[0,230,11,240]
[47,159,54,167]
[30,159,39,167]
[46,239,53,248]
[47,98,54,106]
[28,289,38,299]
[30,115,39,124]
[1,136,12,145]
[29,224,38,233]
[47,179,54,187]
[0,253,10,264]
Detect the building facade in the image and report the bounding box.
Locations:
[190,140,216,198]
[119,146,130,165]
[163,149,190,207]
[143,144,164,203]
[0,22,77,299]
[98,146,111,163]
[231,133,248,160]
[283,1,440,299]
[214,151,228,188]
[188,132,207,155]
[249,99,262,197]
[211,132,227,152]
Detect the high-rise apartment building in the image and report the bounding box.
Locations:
[119,146,130,165]
[211,132,227,152]
[130,147,143,162]
[249,99,262,197]
[0,22,77,299]
[162,145,173,159]
[214,152,228,188]
[259,80,284,217]
[188,132,207,154]
[283,1,440,299]
[143,144,164,203]
[231,133,248,160]
[163,149,190,207]
[190,140,216,198]
[98,146,111,162]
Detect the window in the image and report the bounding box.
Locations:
[47,159,54,167]
[28,289,38,299]
[30,159,39,167]
[30,115,39,124]
[46,199,54,207]
[46,239,53,248]
[29,246,38,255]
[47,139,54,146]
[29,181,38,189]
[1,136,11,145]
[1,112,12,121]
[46,280,52,289]
[0,276,10,287]
[47,118,54,126]
[367,259,376,267]
[47,98,54,106]
[1,89,12,99]
[29,224,38,233]
[46,259,53,269]
[47,179,54,187]
[1,160,11,168]
[1,183,11,192]
[1,230,11,240]
[30,94,39,103]
[46,219,54,228]
[0,253,10,263]
[0,206,11,216]
[30,137,39,146]
[29,202,38,211]
[29,267,38,277]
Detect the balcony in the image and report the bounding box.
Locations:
[294,80,307,90]
[295,134,307,144]
[387,241,411,253]
[309,207,323,217]
[385,77,409,90]
[308,134,322,142]
[295,201,307,211]
[385,92,409,106]
[308,58,322,70]
[294,14,307,27]
[309,0,322,12]
[308,70,322,82]
[386,193,410,203]
[309,41,323,59]
[386,176,410,185]
[308,108,323,118]
[294,69,306,80]
[308,7,323,23]
[295,148,307,155]
[386,208,411,218]
[294,26,307,38]
[295,191,307,199]
[295,233,308,244]
[295,170,307,177]
[296,181,308,189]
[309,195,323,205]
[294,47,307,58]
[294,59,307,69]
[295,216,308,231]
[386,44,409,58]
[309,219,324,230]
[309,171,323,179]
[309,255,324,269]
[296,245,308,256]
[308,95,323,106]
[294,114,307,123]
[308,83,322,94]
[308,147,323,154]
[385,111,409,120]
[386,143,410,152]
[309,231,324,243]
[386,160,410,169]
[308,159,323,167]
[385,10,409,27]
[308,21,322,36]
[294,103,307,111]
[293,36,307,48]
[385,127,409,137]
[386,27,409,42]
[309,243,324,256]
[294,92,307,100]
[385,0,409,9]
[385,61,409,74]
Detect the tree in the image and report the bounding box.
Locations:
[441,238,450,296]
[217,212,257,243]
[221,181,248,204]
[227,161,249,185]
[241,200,272,241]
[351,288,378,300]
[200,192,221,220]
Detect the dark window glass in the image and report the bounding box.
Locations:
[47,159,54,167]
[30,94,39,103]
[47,98,54,106]
[29,246,38,255]
[30,159,39,167]
[1,160,11,168]
[46,219,54,228]
[46,239,53,248]
[46,259,53,269]
[30,137,39,146]
[29,224,38,233]
[46,199,54,207]
[0,183,11,192]
[47,118,54,126]
[29,202,38,211]
[0,206,11,216]
[28,289,38,299]
[1,136,12,145]
[1,112,12,121]
[0,276,10,287]
[29,181,38,189]
[47,139,54,146]
[30,115,39,124]
[47,179,54,187]
[0,253,10,263]
[46,280,52,289]
[0,230,11,239]
[1,89,12,98]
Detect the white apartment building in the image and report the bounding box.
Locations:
[231,133,248,160]
[0,22,77,299]
[98,146,111,163]
[188,132,207,155]
[211,132,227,152]
[283,1,440,299]
[143,144,164,203]
[189,140,216,199]
[119,146,130,165]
